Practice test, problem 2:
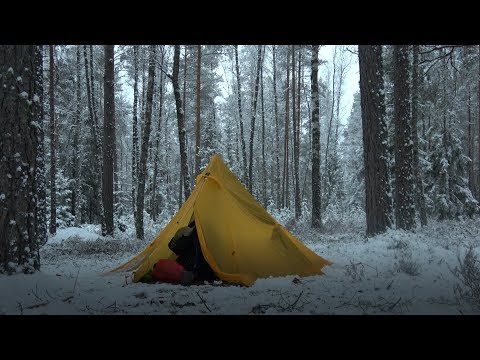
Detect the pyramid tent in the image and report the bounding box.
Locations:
[112,154,331,286]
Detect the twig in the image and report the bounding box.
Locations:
[45,289,55,300]
[196,291,212,312]
[388,297,402,311]
[72,268,80,293]
[363,263,379,277]
[386,280,394,290]
[286,290,304,311]
[17,301,23,315]
[32,283,42,301]
[335,293,357,309]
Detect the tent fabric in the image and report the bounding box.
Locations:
[111,154,331,286]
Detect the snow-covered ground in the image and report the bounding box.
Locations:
[1,217,480,315]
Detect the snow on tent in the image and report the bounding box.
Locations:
[112,154,331,286]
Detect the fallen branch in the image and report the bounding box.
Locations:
[26,302,49,310]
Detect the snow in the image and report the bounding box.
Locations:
[1,219,479,315]
[19,91,28,99]
[47,227,103,244]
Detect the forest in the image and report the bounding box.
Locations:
[1,45,479,314]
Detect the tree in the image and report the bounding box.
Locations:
[132,45,139,216]
[311,45,322,229]
[1,45,46,273]
[248,45,263,192]
[291,46,301,220]
[282,45,291,208]
[49,45,57,235]
[358,45,391,236]
[393,45,415,230]
[171,45,191,199]
[135,45,156,240]
[272,45,281,208]
[103,45,115,236]
[260,47,267,207]
[411,45,427,226]
[83,45,104,229]
[195,45,201,176]
[478,45,480,200]
[340,92,364,209]
[151,46,166,221]
[71,46,82,224]
[234,45,248,184]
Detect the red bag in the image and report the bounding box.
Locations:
[152,259,186,283]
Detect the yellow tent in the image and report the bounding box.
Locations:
[112,154,331,286]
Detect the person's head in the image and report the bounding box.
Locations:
[173,226,193,241]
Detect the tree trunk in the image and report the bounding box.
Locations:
[272,45,281,208]
[411,45,427,226]
[183,46,188,190]
[103,45,115,236]
[172,45,191,200]
[393,45,416,230]
[132,45,139,217]
[468,87,474,194]
[141,46,146,134]
[89,45,99,140]
[234,45,248,185]
[152,47,165,221]
[195,45,201,176]
[1,45,44,273]
[135,45,156,240]
[311,45,322,229]
[282,45,291,209]
[83,45,104,228]
[260,47,266,207]
[71,46,82,224]
[35,45,47,251]
[48,45,57,235]
[293,46,302,219]
[358,45,392,236]
[325,47,337,184]
[478,45,480,200]
[248,45,263,193]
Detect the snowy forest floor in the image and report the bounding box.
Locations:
[1,214,480,315]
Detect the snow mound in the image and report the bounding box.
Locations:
[48,227,103,244]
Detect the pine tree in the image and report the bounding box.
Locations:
[103,45,115,236]
[1,45,45,273]
[311,45,322,228]
[393,45,415,230]
[358,45,392,236]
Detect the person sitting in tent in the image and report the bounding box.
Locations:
[151,222,216,285]
[168,223,216,284]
